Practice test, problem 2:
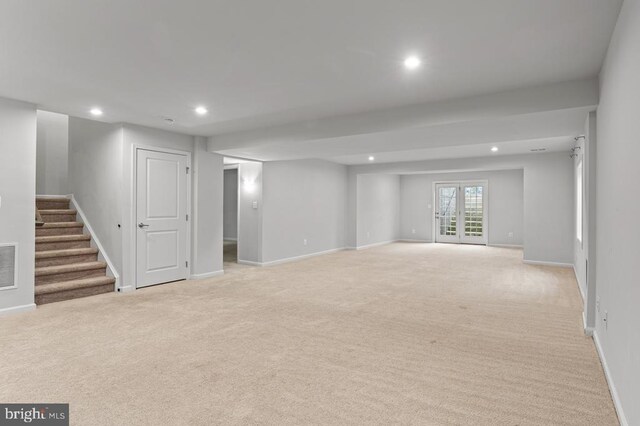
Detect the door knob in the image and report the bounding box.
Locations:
[138,222,149,228]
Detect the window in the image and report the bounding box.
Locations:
[576,160,583,243]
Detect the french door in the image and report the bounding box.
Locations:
[435,181,488,245]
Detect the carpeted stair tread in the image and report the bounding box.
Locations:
[35,276,115,296]
[39,209,77,215]
[36,248,98,259]
[35,261,107,277]
[36,196,70,201]
[39,222,84,229]
[36,234,91,243]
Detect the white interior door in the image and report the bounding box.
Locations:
[435,184,459,243]
[435,181,488,245]
[136,149,189,288]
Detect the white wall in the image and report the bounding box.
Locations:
[68,117,124,273]
[36,110,69,195]
[262,159,347,262]
[400,169,524,245]
[237,161,263,264]
[0,97,37,315]
[356,174,400,248]
[594,1,640,423]
[192,138,224,278]
[223,168,238,240]
[347,152,573,264]
[69,120,224,287]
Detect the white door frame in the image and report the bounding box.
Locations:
[432,180,489,245]
[131,145,192,289]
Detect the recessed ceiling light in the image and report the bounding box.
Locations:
[368,156,375,161]
[491,146,499,152]
[90,108,103,116]
[403,56,421,70]
[195,106,208,115]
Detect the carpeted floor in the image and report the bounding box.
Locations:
[0,243,617,425]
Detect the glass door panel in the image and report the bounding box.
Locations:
[461,184,487,244]
[435,184,459,243]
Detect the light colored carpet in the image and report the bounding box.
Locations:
[0,243,617,425]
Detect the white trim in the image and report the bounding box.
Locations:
[593,331,629,426]
[262,248,344,266]
[132,145,192,290]
[117,285,135,293]
[488,243,523,249]
[0,303,36,317]
[237,259,262,266]
[0,242,18,291]
[573,264,586,302]
[522,259,573,268]
[189,270,224,280]
[582,312,593,336]
[433,179,489,245]
[239,248,345,267]
[355,240,398,250]
[398,239,432,243]
[70,195,119,291]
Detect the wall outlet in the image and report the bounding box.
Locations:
[603,310,608,330]
[596,296,600,312]
[412,228,416,234]
[427,204,432,209]
[303,239,307,246]
[508,231,514,238]
[252,201,258,209]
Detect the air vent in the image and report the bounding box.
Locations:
[0,244,17,289]
[530,148,547,152]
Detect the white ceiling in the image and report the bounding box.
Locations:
[0,0,622,139]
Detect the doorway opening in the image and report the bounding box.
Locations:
[223,163,239,268]
[434,181,488,245]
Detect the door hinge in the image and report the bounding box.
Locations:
[186,214,189,221]
[186,166,190,174]
[185,261,189,268]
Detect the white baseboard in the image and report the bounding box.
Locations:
[398,239,432,243]
[488,244,523,249]
[239,248,345,267]
[582,312,593,336]
[522,259,573,268]
[262,248,344,266]
[355,240,398,250]
[189,270,224,280]
[593,331,629,426]
[116,285,135,293]
[223,238,237,242]
[70,195,120,291]
[237,259,262,266]
[0,303,36,317]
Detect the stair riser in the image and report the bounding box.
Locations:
[36,240,91,252]
[40,213,77,223]
[36,200,70,210]
[36,267,106,285]
[36,254,98,268]
[35,283,113,305]
[36,227,84,237]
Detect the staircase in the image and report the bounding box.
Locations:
[35,197,115,304]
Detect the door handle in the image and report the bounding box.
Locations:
[138,222,149,228]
